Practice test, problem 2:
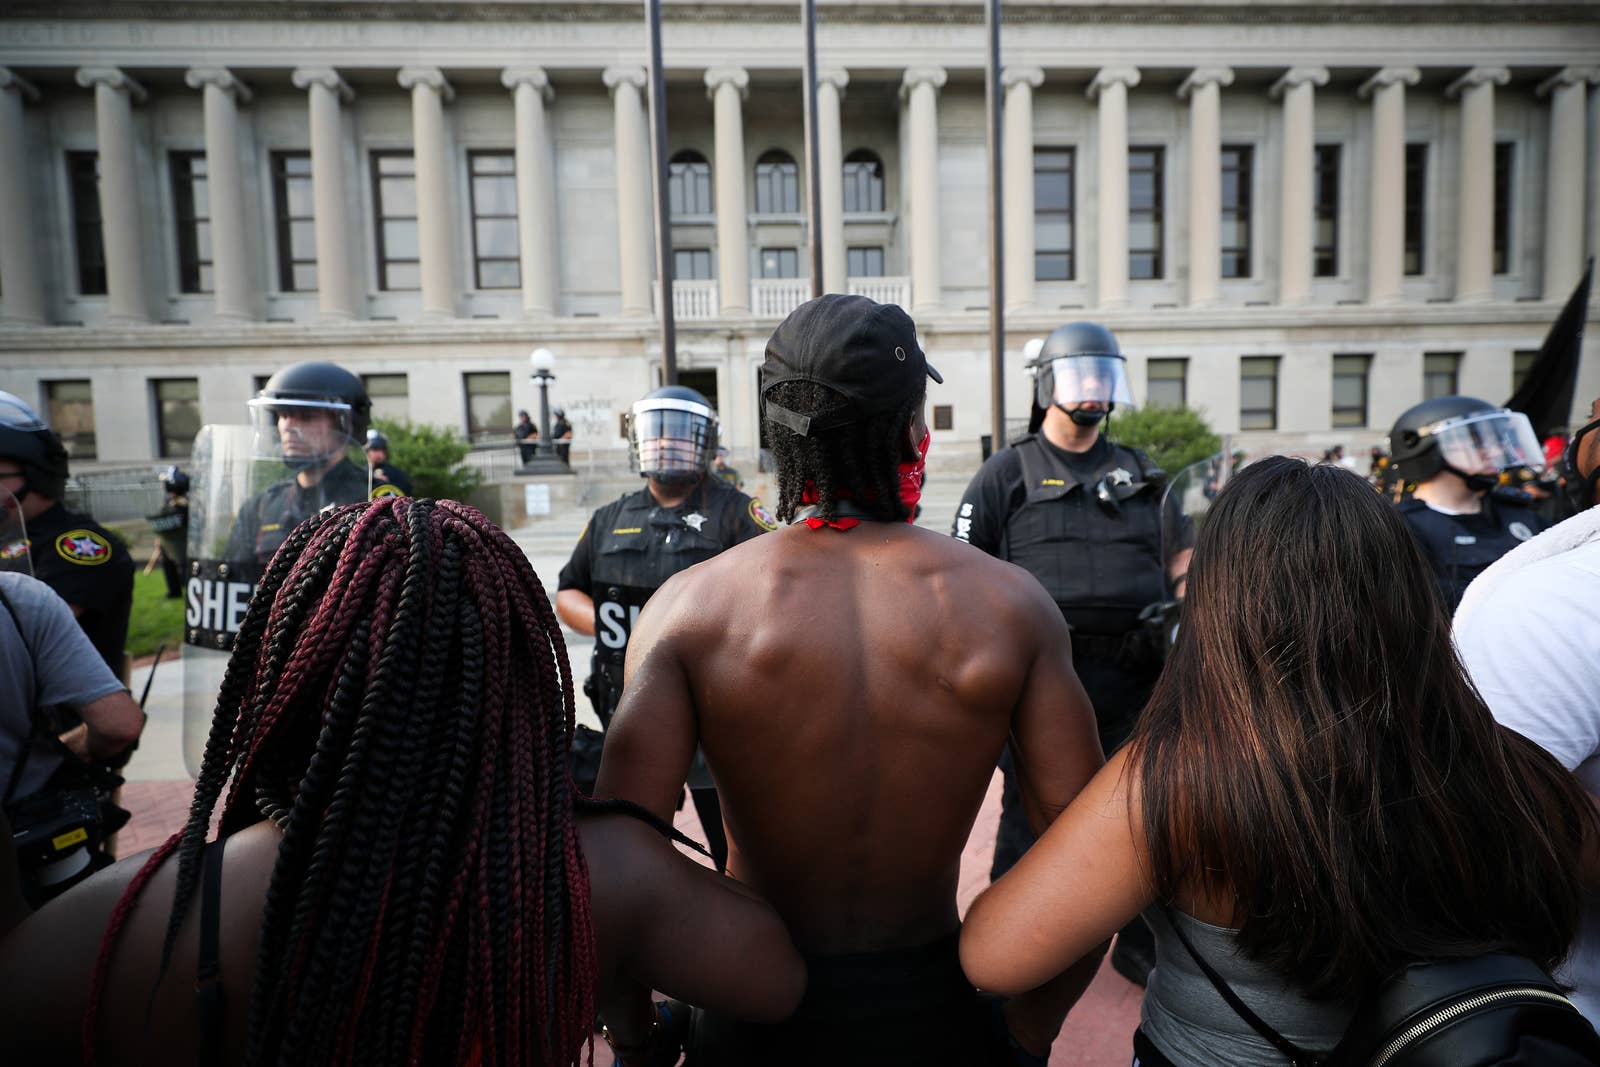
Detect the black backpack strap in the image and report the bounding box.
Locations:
[1164,910,1323,1067]
[196,837,228,1066]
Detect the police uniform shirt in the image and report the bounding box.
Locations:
[369,463,413,497]
[1397,491,1548,611]
[557,477,776,661]
[223,459,401,566]
[24,502,135,676]
[953,434,1182,633]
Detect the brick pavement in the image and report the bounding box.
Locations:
[111,774,1141,1066]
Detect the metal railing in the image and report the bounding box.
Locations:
[462,444,526,483]
[847,275,911,308]
[62,468,166,523]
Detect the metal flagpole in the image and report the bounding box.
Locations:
[802,0,824,297]
[986,0,1006,448]
[646,0,679,383]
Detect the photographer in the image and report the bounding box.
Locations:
[1,571,143,906]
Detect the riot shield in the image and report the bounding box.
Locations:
[1145,451,1229,646]
[1,486,30,576]
[181,425,365,774]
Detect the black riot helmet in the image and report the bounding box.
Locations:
[1026,322,1136,433]
[248,361,370,471]
[364,429,389,453]
[0,389,70,502]
[1560,400,1600,511]
[1388,395,1544,490]
[160,465,190,497]
[628,385,718,485]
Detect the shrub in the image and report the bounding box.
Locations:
[1108,405,1222,477]
[369,418,484,501]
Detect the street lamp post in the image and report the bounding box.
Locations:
[526,347,566,473]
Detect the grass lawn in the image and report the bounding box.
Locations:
[127,568,185,660]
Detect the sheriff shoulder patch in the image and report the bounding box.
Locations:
[370,483,406,499]
[55,529,113,566]
[0,538,28,560]
[748,499,778,532]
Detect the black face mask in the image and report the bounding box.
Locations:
[1062,403,1113,428]
[649,471,702,489]
[1441,464,1500,494]
[1563,416,1600,511]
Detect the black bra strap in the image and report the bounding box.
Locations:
[196,838,227,1067]
[1164,910,1322,1067]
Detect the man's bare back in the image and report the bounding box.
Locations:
[597,518,1102,955]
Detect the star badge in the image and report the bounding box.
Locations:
[1108,467,1134,487]
[683,512,708,532]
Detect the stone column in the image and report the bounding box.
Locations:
[184,67,255,320]
[1447,67,1510,302]
[1271,67,1328,306]
[75,67,149,323]
[1002,67,1044,312]
[1359,66,1420,305]
[502,66,558,318]
[0,69,45,325]
[1538,67,1598,300]
[291,67,357,319]
[605,66,653,317]
[705,66,750,315]
[902,67,946,313]
[817,67,849,295]
[398,66,456,319]
[1089,66,1140,309]
[1179,67,1234,307]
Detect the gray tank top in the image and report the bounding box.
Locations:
[1138,907,1357,1066]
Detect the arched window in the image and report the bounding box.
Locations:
[843,149,884,214]
[669,150,713,217]
[755,149,799,215]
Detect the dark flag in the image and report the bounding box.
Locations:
[1505,256,1592,439]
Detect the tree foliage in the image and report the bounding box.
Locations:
[1108,405,1222,477]
[370,418,484,501]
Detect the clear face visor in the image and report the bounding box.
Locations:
[1423,409,1545,476]
[0,486,28,576]
[629,400,716,476]
[246,396,357,466]
[1034,355,1136,410]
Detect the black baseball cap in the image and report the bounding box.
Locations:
[761,294,942,437]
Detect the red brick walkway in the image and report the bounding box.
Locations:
[113,775,1141,1065]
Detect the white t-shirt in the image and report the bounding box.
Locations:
[1454,533,1600,1023]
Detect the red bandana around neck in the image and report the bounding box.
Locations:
[797,430,931,531]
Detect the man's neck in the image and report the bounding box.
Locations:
[20,495,56,522]
[1040,409,1101,454]
[1414,473,1483,514]
[296,453,345,489]
[647,476,699,509]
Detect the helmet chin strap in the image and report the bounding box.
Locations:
[649,470,703,488]
[1441,462,1500,494]
[1061,402,1114,428]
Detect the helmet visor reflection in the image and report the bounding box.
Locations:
[246,396,356,464]
[1427,410,1545,475]
[1037,355,1136,410]
[631,404,715,475]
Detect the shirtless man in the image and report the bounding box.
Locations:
[597,294,1106,1065]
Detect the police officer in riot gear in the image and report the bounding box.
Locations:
[1389,395,1550,611]
[556,384,776,870]
[149,466,190,599]
[223,361,403,565]
[952,322,1190,986]
[363,430,413,497]
[0,391,134,677]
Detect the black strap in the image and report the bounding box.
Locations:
[1164,910,1322,1067]
[196,837,228,1067]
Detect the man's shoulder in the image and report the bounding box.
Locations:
[31,508,132,573]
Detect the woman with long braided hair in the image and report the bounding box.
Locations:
[0,497,803,1066]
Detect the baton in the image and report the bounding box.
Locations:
[139,644,166,710]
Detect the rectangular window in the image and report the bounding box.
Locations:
[1146,358,1187,409]
[371,151,419,291]
[153,378,201,459]
[1404,142,1427,276]
[362,374,409,425]
[1331,354,1372,428]
[1240,356,1279,431]
[468,150,520,290]
[1220,145,1252,279]
[463,372,512,444]
[1493,142,1514,275]
[1512,350,1539,393]
[673,248,713,281]
[1128,147,1164,280]
[760,247,799,279]
[1423,352,1461,400]
[171,151,212,294]
[45,380,96,460]
[847,247,885,278]
[932,405,954,431]
[1033,147,1075,281]
[1314,145,1341,277]
[272,151,317,293]
[67,152,106,296]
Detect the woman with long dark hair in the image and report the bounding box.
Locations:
[0,497,803,1065]
[960,457,1599,1064]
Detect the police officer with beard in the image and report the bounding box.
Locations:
[953,322,1190,986]
[1389,395,1550,611]
[556,385,776,870]
[224,362,403,566]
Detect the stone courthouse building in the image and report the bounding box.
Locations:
[0,0,1596,468]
